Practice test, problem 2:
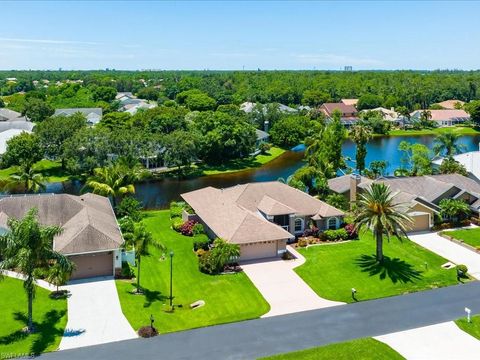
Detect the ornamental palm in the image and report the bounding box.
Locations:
[433,132,466,157]
[354,183,413,263]
[6,165,46,193]
[350,124,373,174]
[0,208,74,332]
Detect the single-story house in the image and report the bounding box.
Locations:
[328,173,480,232]
[181,181,345,261]
[319,102,359,127]
[0,193,124,280]
[361,107,406,125]
[0,108,27,122]
[410,109,470,127]
[254,129,269,151]
[340,99,358,107]
[432,147,480,181]
[0,129,32,155]
[239,102,298,114]
[435,99,465,110]
[54,108,103,126]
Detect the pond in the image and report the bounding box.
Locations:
[45,134,480,209]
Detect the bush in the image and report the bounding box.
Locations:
[457,264,468,276]
[138,326,158,338]
[193,237,210,251]
[297,238,309,247]
[198,251,217,274]
[192,223,205,235]
[303,227,319,238]
[259,142,271,154]
[344,223,358,239]
[170,201,184,219]
[196,248,207,257]
[180,220,197,236]
[116,197,143,222]
[120,261,134,278]
[323,228,349,241]
[172,218,184,232]
[282,251,295,260]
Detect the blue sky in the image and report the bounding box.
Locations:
[1,1,479,70]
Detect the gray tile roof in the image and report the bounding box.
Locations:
[54,108,102,117]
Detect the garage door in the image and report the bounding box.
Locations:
[240,241,277,261]
[408,213,430,233]
[69,252,113,280]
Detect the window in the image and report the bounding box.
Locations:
[294,218,304,233]
[328,218,337,230]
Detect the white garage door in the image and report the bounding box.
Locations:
[408,213,431,233]
[240,241,277,261]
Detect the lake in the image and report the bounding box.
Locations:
[45,134,480,209]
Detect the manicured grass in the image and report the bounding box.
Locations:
[444,227,480,249]
[198,146,286,176]
[456,314,480,340]
[260,338,404,360]
[0,277,68,356]
[0,160,72,183]
[387,126,480,137]
[116,210,269,333]
[295,232,460,303]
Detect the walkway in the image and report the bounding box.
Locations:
[58,277,137,350]
[409,231,480,279]
[1,270,56,291]
[41,281,480,360]
[376,321,480,359]
[241,246,343,317]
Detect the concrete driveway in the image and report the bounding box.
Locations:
[241,246,343,317]
[375,321,480,359]
[59,277,137,350]
[409,231,480,279]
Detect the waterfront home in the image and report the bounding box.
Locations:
[435,99,466,110]
[432,147,480,181]
[360,107,406,126]
[319,102,359,127]
[54,108,103,125]
[410,109,470,127]
[181,182,344,261]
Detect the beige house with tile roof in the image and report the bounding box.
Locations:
[181,182,345,261]
[0,193,124,279]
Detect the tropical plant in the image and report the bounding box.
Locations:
[433,132,466,157]
[439,198,471,223]
[350,124,373,174]
[354,183,413,263]
[45,262,72,293]
[0,208,74,332]
[4,165,46,193]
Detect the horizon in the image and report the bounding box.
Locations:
[2,0,480,71]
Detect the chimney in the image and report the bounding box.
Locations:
[350,174,361,207]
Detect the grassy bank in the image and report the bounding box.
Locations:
[116,210,269,333]
[386,126,480,137]
[0,160,73,183]
[295,232,460,303]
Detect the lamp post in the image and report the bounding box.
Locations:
[465,307,471,323]
[169,250,174,308]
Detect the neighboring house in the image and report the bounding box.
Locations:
[319,102,359,127]
[361,107,406,125]
[239,102,298,114]
[432,147,480,181]
[0,108,27,122]
[436,99,466,110]
[340,99,358,107]
[116,92,157,114]
[54,108,103,125]
[0,193,124,280]
[124,102,157,115]
[181,182,345,261]
[328,173,480,232]
[410,109,470,127]
[254,129,269,152]
[0,129,32,154]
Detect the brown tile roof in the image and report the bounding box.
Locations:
[321,103,358,116]
[340,99,359,106]
[181,182,344,245]
[412,109,470,121]
[0,193,123,254]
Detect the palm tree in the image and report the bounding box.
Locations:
[433,132,466,157]
[129,223,165,293]
[350,125,373,174]
[46,263,72,293]
[354,183,413,263]
[4,166,46,193]
[420,110,432,122]
[0,208,74,332]
[211,238,240,271]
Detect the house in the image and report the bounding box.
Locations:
[181,182,345,261]
[361,107,406,125]
[432,146,480,181]
[0,108,27,122]
[436,99,465,110]
[319,102,359,127]
[0,129,32,155]
[0,193,124,280]
[340,99,358,107]
[239,102,298,114]
[254,129,269,153]
[54,108,103,125]
[410,109,470,127]
[328,173,480,232]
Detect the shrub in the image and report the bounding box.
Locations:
[344,223,358,239]
[180,220,197,236]
[138,326,158,338]
[192,223,205,235]
[282,251,295,260]
[259,142,272,154]
[457,264,468,276]
[193,237,210,251]
[120,261,134,278]
[303,226,319,238]
[198,251,217,274]
[324,228,349,241]
[170,206,183,219]
[116,197,143,222]
[297,238,309,247]
[196,248,207,257]
[172,218,184,232]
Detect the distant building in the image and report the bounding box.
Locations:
[435,99,466,110]
[432,146,480,181]
[410,109,470,127]
[239,102,297,114]
[54,108,103,125]
[340,99,358,107]
[0,108,27,122]
[320,102,359,127]
[361,107,406,125]
[344,66,353,72]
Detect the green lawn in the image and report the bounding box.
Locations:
[260,338,404,360]
[116,210,269,333]
[0,277,67,356]
[295,233,460,303]
[456,314,480,340]
[0,160,73,183]
[197,146,285,176]
[443,227,480,249]
[387,126,480,137]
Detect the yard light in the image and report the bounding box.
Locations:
[465,307,472,323]
[351,288,357,301]
[169,250,174,308]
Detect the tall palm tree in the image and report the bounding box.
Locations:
[4,166,46,193]
[420,110,432,122]
[0,208,74,332]
[350,124,373,174]
[354,183,413,263]
[433,132,466,157]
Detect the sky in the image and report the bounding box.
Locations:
[1,1,479,71]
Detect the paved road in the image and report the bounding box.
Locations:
[41,281,480,360]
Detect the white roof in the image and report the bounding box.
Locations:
[433,150,480,180]
[0,129,32,154]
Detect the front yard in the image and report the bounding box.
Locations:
[444,227,480,249]
[456,314,480,340]
[0,277,68,356]
[295,233,460,303]
[116,210,269,333]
